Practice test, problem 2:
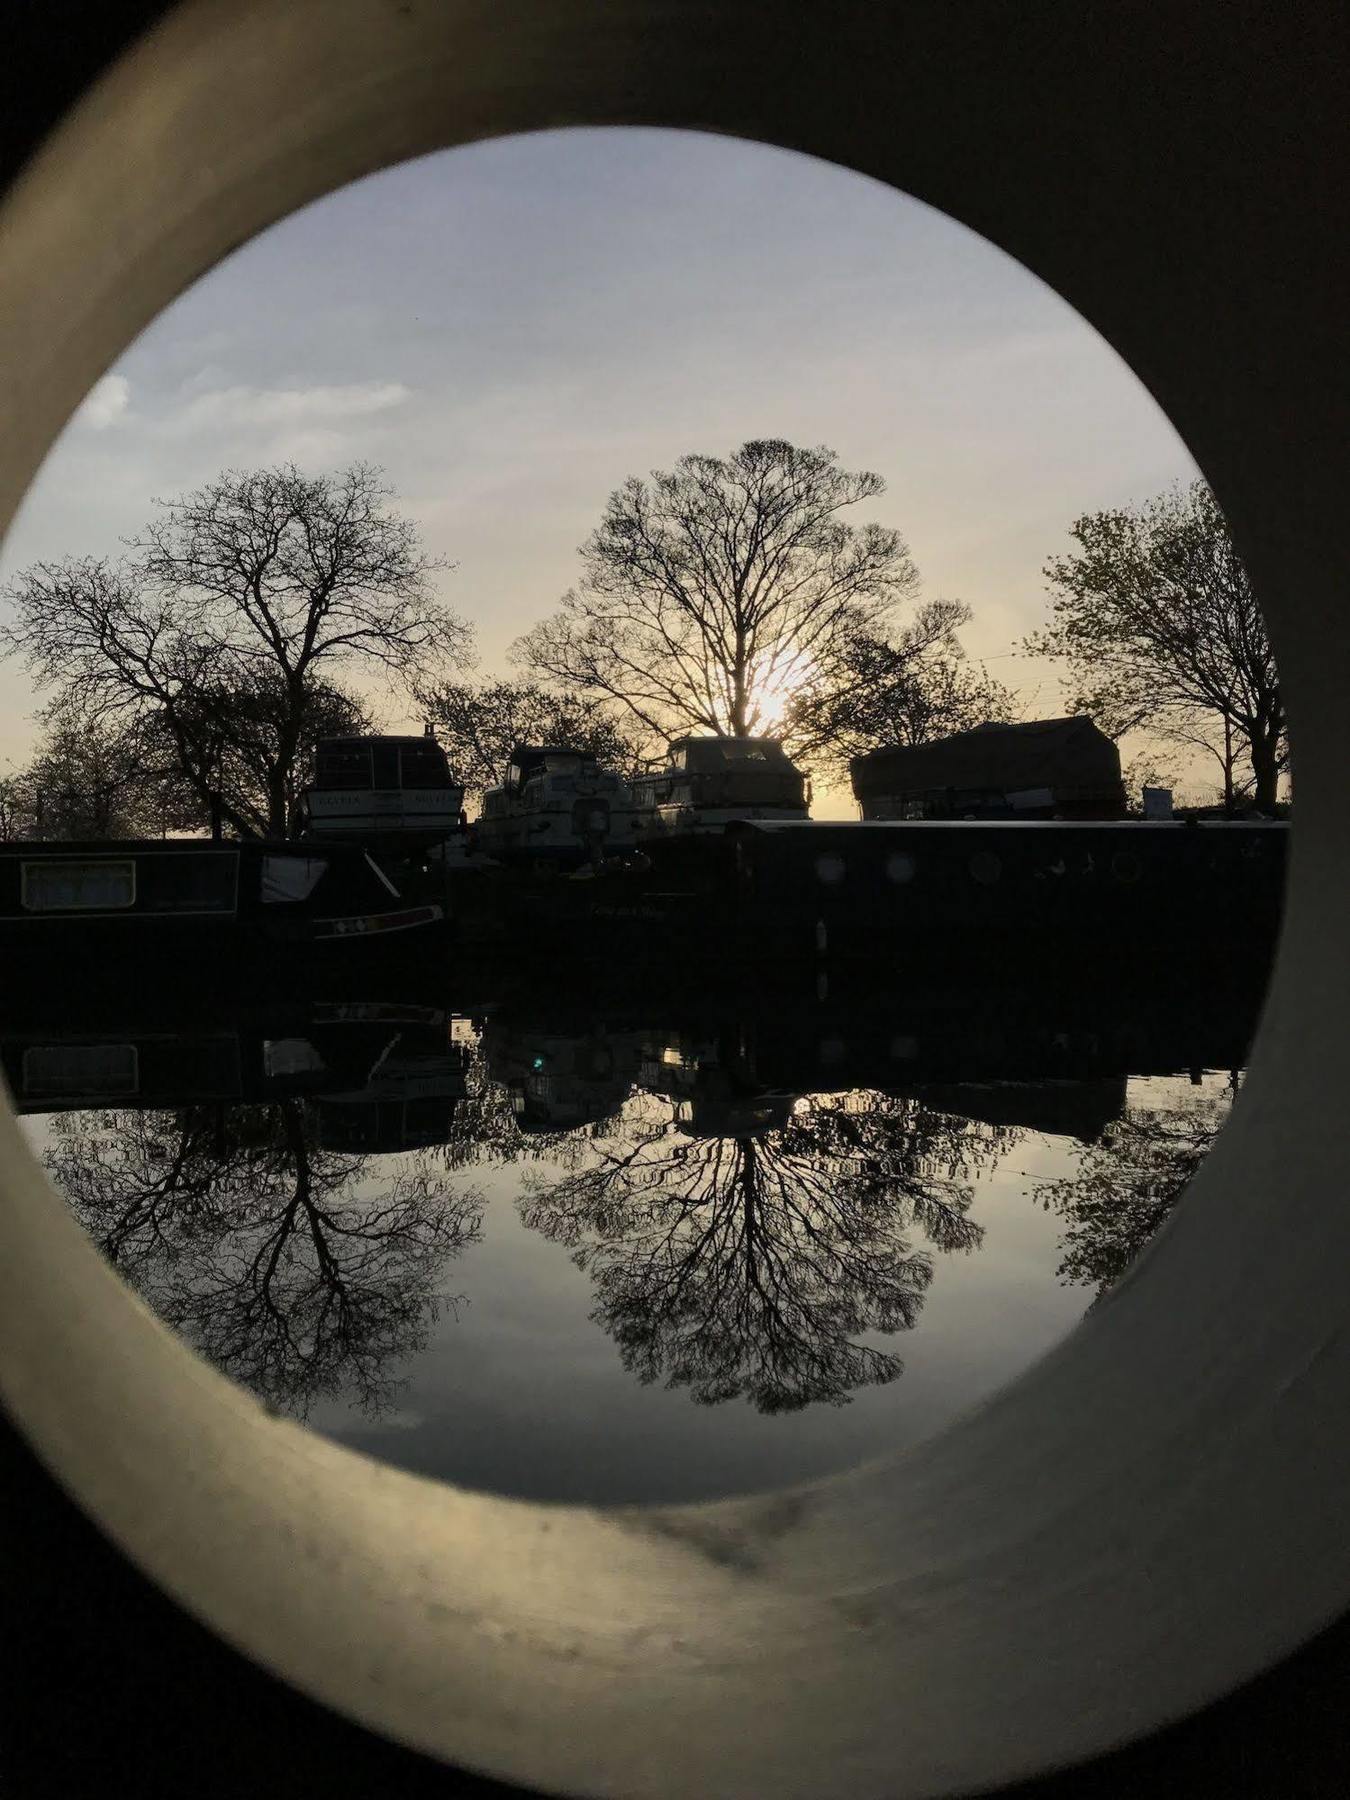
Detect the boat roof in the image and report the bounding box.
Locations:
[850,715,1121,796]
[316,734,445,750]
[666,735,800,771]
[507,744,599,769]
[736,818,1289,832]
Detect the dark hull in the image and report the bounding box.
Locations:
[448,819,1288,967]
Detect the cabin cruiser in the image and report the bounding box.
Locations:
[298,734,466,849]
[474,745,639,869]
[630,735,810,837]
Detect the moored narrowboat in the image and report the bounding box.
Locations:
[0,836,446,968]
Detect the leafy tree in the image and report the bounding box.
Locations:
[1,695,195,839]
[415,678,645,808]
[0,774,26,842]
[520,1091,1001,1412]
[514,439,919,743]
[163,668,378,837]
[1,463,471,838]
[48,1100,483,1417]
[1026,481,1285,811]
[782,599,1016,785]
[1033,1076,1235,1299]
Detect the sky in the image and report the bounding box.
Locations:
[0,126,1201,812]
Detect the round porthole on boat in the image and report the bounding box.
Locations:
[1112,850,1142,883]
[814,853,846,885]
[886,852,917,884]
[969,851,1002,885]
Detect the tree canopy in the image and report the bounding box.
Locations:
[782,599,1016,785]
[415,678,646,806]
[1033,1077,1234,1299]
[513,439,919,746]
[0,695,192,840]
[1,463,471,837]
[1026,481,1285,810]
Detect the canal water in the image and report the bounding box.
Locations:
[9,960,1259,1505]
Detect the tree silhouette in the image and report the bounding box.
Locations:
[2,463,471,837]
[47,1099,483,1417]
[1026,481,1284,811]
[514,440,919,743]
[1033,1076,1235,1298]
[519,1091,1005,1412]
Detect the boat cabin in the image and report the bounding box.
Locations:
[475,745,638,867]
[850,716,1126,821]
[0,836,445,960]
[300,734,466,844]
[631,735,810,836]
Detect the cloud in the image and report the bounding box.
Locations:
[73,374,131,430]
[166,379,410,435]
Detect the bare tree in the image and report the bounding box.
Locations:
[513,440,919,744]
[782,599,1016,785]
[1026,481,1285,811]
[1,463,472,837]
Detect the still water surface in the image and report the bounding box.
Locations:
[12,965,1253,1504]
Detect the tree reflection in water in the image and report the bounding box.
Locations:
[31,996,1250,1440]
[46,1099,483,1417]
[1035,1074,1237,1299]
[520,1090,1011,1412]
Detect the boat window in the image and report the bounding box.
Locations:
[815,853,847,885]
[371,743,402,790]
[969,851,1003,885]
[136,851,239,914]
[886,852,917,885]
[721,742,771,763]
[22,1043,139,1097]
[398,743,451,790]
[21,858,136,911]
[314,744,373,789]
[261,856,329,903]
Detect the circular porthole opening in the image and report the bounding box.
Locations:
[0,10,1330,1800]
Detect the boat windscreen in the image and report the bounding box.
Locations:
[398,743,453,789]
[314,744,374,789]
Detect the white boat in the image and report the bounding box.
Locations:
[630,735,811,837]
[474,745,639,869]
[298,734,466,847]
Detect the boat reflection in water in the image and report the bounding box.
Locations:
[6,951,1268,1502]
